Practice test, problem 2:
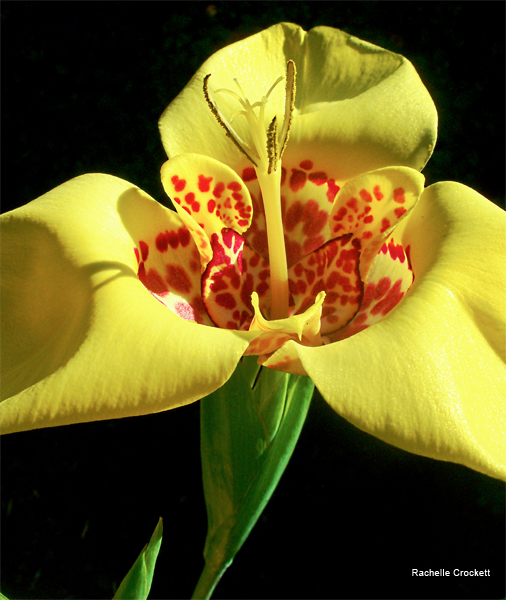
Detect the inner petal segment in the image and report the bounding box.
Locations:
[161,154,253,272]
[330,237,414,341]
[135,226,212,325]
[288,234,363,335]
[329,166,424,279]
[202,228,271,330]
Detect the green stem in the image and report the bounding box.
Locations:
[191,561,229,600]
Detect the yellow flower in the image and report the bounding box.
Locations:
[1,24,504,481]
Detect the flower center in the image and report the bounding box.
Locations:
[203,62,296,320]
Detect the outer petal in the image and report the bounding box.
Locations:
[159,23,437,180]
[267,183,506,479]
[0,174,253,434]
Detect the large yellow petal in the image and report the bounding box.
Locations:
[159,23,437,181]
[268,182,506,479]
[1,174,253,434]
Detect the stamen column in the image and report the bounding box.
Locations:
[256,167,289,320]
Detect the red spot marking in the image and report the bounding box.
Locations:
[302,200,328,237]
[213,182,225,198]
[249,253,260,268]
[139,241,149,261]
[253,230,268,256]
[207,199,216,213]
[216,293,236,309]
[210,278,228,293]
[361,277,390,310]
[359,189,373,203]
[294,263,303,277]
[371,280,404,316]
[232,192,243,201]
[300,160,313,171]
[256,281,269,297]
[285,201,304,232]
[198,175,213,192]
[242,168,257,182]
[167,231,179,249]
[347,197,358,212]
[297,280,307,294]
[362,231,373,239]
[373,185,384,201]
[222,229,234,249]
[191,202,200,213]
[227,181,242,192]
[305,269,316,285]
[183,206,191,215]
[173,197,181,205]
[380,218,391,233]
[393,187,405,204]
[134,247,140,263]
[327,179,340,203]
[334,206,347,222]
[388,241,406,263]
[171,175,186,192]
[156,233,168,253]
[325,295,339,306]
[280,168,287,186]
[380,243,388,254]
[290,169,307,192]
[147,270,168,294]
[394,207,407,218]
[166,264,192,294]
[309,172,327,185]
[185,192,195,205]
[363,215,374,224]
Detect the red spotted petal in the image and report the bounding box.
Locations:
[330,236,414,341]
[135,226,213,326]
[329,167,424,279]
[289,234,363,335]
[202,229,271,330]
[161,154,253,274]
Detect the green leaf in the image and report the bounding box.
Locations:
[193,357,314,598]
[1,592,10,600]
[113,518,163,600]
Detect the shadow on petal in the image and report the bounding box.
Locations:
[1,219,141,401]
[1,220,93,400]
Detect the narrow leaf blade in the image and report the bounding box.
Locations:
[113,518,163,600]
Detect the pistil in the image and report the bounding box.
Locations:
[204,61,296,320]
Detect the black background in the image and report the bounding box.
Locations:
[1,2,505,600]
